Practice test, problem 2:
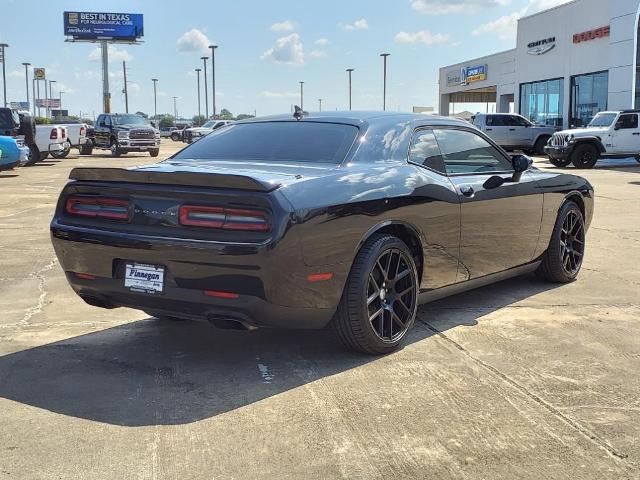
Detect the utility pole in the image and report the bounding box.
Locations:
[49,80,56,118]
[22,62,31,108]
[101,41,110,113]
[36,79,40,117]
[209,45,218,118]
[151,78,158,119]
[0,44,7,108]
[380,53,390,111]
[32,78,35,116]
[122,61,129,113]
[346,68,354,110]
[172,96,178,121]
[201,56,209,119]
[59,91,64,109]
[299,81,304,110]
[318,98,323,112]
[195,68,202,122]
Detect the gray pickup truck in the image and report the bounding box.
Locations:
[471,113,558,155]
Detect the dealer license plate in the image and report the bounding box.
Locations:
[124,263,165,294]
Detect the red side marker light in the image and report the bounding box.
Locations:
[204,290,240,299]
[307,272,333,282]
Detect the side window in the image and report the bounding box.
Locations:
[513,116,531,127]
[433,128,513,174]
[617,114,638,129]
[96,115,103,126]
[408,129,445,173]
[485,116,493,126]
[104,116,112,127]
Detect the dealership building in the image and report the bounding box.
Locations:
[439,0,640,128]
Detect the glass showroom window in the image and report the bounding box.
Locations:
[519,78,564,127]
[570,71,608,127]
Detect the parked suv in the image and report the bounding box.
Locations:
[88,113,160,157]
[471,113,558,154]
[182,120,234,143]
[545,110,640,169]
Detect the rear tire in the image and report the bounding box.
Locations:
[170,132,180,141]
[23,145,39,166]
[536,201,586,283]
[571,143,598,169]
[51,146,70,159]
[80,142,93,155]
[39,152,49,161]
[534,136,550,155]
[549,157,572,168]
[149,148,160,157]
[333,234,419,355]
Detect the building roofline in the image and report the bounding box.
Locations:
[518,0,579,22]
[439,48,516,72]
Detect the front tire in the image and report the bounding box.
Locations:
[536,201,586,283]
[110,139,121,158]
[534,136,550,155]
[23,145,39,166]
[549,157,572,168]
[571,143,598,169]
[79,142,93,155]
[170,132,180,142]
[333,234,419,355]
[149,148,160,157]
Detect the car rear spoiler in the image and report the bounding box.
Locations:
[68,167,281,192]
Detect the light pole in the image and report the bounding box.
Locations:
[22,62,31,108]
[122,61,129,113]
[0,43,7,108]
[346,68,354,110]
[151,78,158,119]
[48,80,56,118]
[318,98,323,112]
[59,91,64,109]
[172,96,178,121]
[201,56,209,119]
[299,81,304,110]
[195,68,202,123]
[208,45,218,118]
[380,53,390,111]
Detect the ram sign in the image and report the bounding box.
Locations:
[63,12,144,40]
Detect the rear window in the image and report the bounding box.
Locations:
[173,121,359,164]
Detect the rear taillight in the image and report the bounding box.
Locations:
[80,126,86,136]
[65,195,130,220]
[50,128,58,140]
[179,205,270,232]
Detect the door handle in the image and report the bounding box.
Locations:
[633,132,640,136]
[459,185,475,197]
[485,128,493,131]
[509,128,516,131]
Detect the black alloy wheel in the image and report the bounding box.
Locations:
[333,234,419,354]
[571,143,598,169]
[537,201,585,283]
[559,209,585,276]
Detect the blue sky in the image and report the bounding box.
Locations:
[0,0,570,118]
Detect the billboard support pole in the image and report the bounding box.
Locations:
[0,44,7,108]
[123,60,128,113]
[101,41,110,113]
[44,78,48,119]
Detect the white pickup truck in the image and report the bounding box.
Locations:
[34,125,71,162]
[52,124,89,158]
[545,110,640,168]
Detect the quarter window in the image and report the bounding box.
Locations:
[408,129,445,173]
[433,129,513,174]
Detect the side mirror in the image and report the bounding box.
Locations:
[511,154,533,182]
[614,122,622,131]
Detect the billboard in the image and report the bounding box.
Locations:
[63,12,144,40]
[465,65,487,84]
[36,99,61,109]
[10,102,30,110]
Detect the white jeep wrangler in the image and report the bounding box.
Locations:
[545,110,640,168]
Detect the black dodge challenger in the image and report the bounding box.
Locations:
[51,112,594,354]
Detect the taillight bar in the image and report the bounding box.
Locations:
[50,128,58,140]
[179,205,270,232]
[66,195,130,220]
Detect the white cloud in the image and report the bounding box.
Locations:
[411,0,511,14]
[8,69,23,78]
[342,19,368,31]
[261,33,304,65]
[176,28,212,54]
[54,82,77,94]
[394,30,451,45]
[270,20,295,32]
[88,45,132,63]
[260,91,299,98]
[472,0,571,40]
[309,50,327,59]
[315,38,329,46]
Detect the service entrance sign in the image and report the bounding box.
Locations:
[63,12,144,40]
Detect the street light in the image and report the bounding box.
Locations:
[195,68,202,122]
[380,53,390,111]
[48,80,56,118]
[172,96,178,121]
[0,43,8,108]
[299,81,304,110]
[201,56,209,119]
[151,78,158,119]
[318,98,323,112]
[59,91,64,109]
[208,45,218,118]
[22,62,31,108]
[346,68,354,110]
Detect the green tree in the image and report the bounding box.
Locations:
[192,115,206,126]
[157,114,176,129]
[235,114,255,121]
[218,108,234,120]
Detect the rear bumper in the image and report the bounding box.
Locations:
[544,144,574,160]
[50,222,348,329]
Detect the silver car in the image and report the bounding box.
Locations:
[471,113,559,155]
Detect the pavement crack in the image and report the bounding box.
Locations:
[19,258,57,326]
[419,319,629,462]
